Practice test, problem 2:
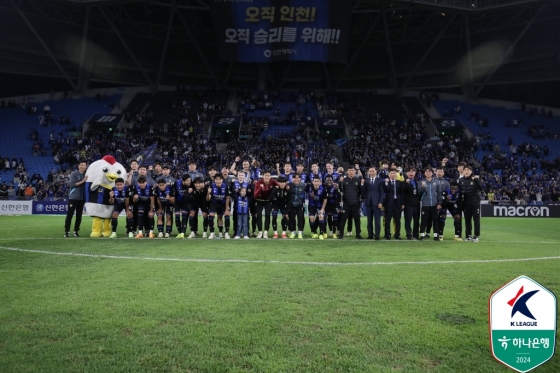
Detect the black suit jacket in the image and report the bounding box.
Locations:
[363,177,384,207]
[382,180,404,209]
[403,179,421,206]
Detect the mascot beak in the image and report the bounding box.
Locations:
[106,173,119,182]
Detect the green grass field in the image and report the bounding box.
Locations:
[0,215,559,373]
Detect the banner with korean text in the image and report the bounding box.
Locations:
[209,0,351,63]
[0,200,32,215]
[32,200,73,215]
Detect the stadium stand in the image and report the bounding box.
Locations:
[0,95,121,196]
[339,93,408,134]
[431,100,560,167]
[430,99,560,203]
[237,90,319,138]
[1,89,558,205]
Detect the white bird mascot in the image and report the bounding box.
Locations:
[85,155,127,238]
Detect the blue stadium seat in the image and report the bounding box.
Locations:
[0,94,121,182]
[432,100,560,172]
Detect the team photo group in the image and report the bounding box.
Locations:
[65,156,483,242]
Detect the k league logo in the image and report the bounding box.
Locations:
[508,286,539,324]
[489,275,557,373]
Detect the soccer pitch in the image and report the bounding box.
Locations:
[0,216,559,373]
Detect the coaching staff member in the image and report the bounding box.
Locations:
[338,166,364,239]
[458,165,483,242]
[65,160,88,238]
[363,166,384,240]
[403,167,421,240]
[383,168,404,240]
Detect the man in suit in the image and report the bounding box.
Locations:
[382,168,404,240]
[338,166,364,239]
[402,166,421,240]
[363,166,384,240]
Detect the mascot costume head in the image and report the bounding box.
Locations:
[85,155,127,238]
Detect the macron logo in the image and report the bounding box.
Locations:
[508,286,539,321]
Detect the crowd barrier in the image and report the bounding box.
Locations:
[1,200,559,218]
[0,200,79,215]
[32,200,74,215]
[0,200,33,215]
[480,204,560,218]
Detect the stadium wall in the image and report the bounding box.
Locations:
[3,200,560,217]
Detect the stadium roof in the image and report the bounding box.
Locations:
[396,0,545,11]
[0,0,558,97]
[58,0,547,11]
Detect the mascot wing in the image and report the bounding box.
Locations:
[91,177,102,191]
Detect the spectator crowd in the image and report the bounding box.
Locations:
[1,89,559,205]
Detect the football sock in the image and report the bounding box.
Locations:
[319,218,326,234]
[224,215,230,233]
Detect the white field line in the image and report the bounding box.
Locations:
[1,245,560,267]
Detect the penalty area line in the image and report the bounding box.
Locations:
[1,245,560,266]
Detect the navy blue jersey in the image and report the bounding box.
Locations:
[85,182,110,205]
[307,185,326,208]
[174,180,187,202]
[448,189,462,213]
[210,182,229,205]
[250,168,261,181]
[231,180,250,197]
[112,186,128,208]
[132,183,153,204]
[236,196,249,214]
[308,172,323,184]
[155,185,174,206]
[322,172,340,184]
[279,171,294,180]
[448,189,461,204]
[325,185,340,206]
